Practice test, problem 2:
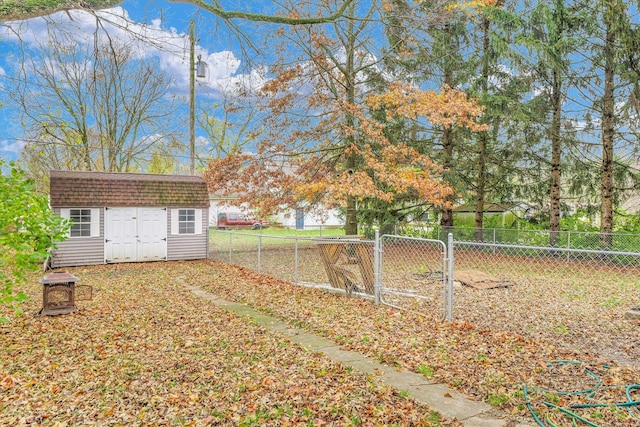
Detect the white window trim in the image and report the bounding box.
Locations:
[60,208,100,238]
[171,208,202,235]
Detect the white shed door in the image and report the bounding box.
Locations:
[105,208,167,263]
[137,208,167,261]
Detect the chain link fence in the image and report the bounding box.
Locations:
[314,237,376,296]
[209,229,640,366]
[450,241,640,367]
[396,224,640,252]
[209,231,328,286]
[435,226,640,252]
[378,235,449,321]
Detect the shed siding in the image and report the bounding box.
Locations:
[51,207,209,266]
[49,169,211,267]
[52,208,105,268]
[167,208,209,261]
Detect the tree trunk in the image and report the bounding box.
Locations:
[343,6,358,236]
[549,66,563,247]
[439,23,455,229]
[474,131,487,242]
[474,16,491,242]
[0,0,122,21]
[440,126,454,228]
[345,195,358,235]
[600,10,615,249]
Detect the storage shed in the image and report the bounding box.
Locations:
[49,170,210,268]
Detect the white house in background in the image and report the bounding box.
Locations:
[208,194,343,230]
[275,206,344,230]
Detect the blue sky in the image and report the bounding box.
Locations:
[5,1,631,170]
[0,1,271,164]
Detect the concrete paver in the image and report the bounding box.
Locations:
[182,282,532,426]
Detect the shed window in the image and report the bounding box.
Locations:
[70,209,92,237]
[60,208,100,238]
[171,208,202,235]
[178,209,195,234]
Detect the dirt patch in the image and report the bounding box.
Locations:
[454,269,513,290]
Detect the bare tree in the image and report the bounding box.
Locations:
[9,19,178,183]
[90,30,176,172]
[197,94,261,160]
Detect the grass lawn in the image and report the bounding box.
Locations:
[209,228,343,251]
[210,227,346,239]
[2,260,640,426]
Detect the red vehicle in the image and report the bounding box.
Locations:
[217,212,269,230]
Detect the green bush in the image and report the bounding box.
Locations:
[0,162,69,321]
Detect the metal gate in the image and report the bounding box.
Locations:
[378,234,451,321]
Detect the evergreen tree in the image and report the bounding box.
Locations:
[515,0,589,245]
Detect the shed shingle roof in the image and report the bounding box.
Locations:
[49,170,210,208]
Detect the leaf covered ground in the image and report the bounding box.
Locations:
[1,262,457,426]
[2,260,640,426]
[190,260,640,427]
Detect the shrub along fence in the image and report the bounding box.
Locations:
[429,226,640,252]
[209,229,640,367]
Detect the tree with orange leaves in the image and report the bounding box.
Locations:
[204,0,488,235]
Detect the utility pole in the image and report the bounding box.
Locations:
[189,19,196,175]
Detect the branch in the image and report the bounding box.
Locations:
[168,0,355,24]
[0,0,122,21]
[1,0,355,24]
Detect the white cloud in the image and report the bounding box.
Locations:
[0,7,263,100]
[0,139,25,154]
[201,51,241,81]
[568,117,600,132]
[196,135,210,147]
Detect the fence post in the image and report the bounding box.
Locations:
[493,229,497,254]
[447,233,454,321]
[294,237,299,284]
[228,232,233,263]
[374,230,381,305]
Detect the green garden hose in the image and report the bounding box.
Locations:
[523,360,640,426]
